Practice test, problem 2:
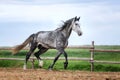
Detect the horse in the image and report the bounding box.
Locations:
[12,16,82,70]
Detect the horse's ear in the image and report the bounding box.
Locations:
[77,17,80,21]
[75,16,77,21]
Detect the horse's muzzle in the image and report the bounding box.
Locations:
[78,32,82,36]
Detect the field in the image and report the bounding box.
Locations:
[0,46,120,80]
[0,45,120,71]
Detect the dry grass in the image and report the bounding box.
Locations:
[0,68,120,80]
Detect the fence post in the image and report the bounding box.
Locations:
[90,41,94,71]
[31,54,35,69]
[31,59,35,69]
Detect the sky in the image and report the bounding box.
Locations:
[0,0,120,46]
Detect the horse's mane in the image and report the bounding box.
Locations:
[55,18,74,31]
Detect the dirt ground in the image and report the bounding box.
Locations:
[0,68,120,80]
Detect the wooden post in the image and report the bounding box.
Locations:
[31,59,35,69]
[31,54,35,69]
[90,41,94,71]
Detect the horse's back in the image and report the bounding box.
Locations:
[36,31,58,48]
[36,30,67,49]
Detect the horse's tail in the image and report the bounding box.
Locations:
[12,34,35,54]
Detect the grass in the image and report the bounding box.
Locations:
[0,45,120,71]
[0,60,120,72]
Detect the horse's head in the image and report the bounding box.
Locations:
[71,16,82,36]
[57,16,82,36]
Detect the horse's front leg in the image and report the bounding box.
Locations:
[63,51,68,69]
[48,52,62,70]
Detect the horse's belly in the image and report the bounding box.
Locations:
[38,40,56,49]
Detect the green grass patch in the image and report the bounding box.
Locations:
[0,45,120,71]
[0,60,120,72]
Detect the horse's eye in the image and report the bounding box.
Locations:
[75,23,78,25]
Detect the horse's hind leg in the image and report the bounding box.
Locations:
[24,42,37,70]
[34,45,48,68]
[34,50,43,68]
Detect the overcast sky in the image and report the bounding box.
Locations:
[0,0,120,46]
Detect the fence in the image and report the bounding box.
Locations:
[90,49,120,71]
[0,41,120,71]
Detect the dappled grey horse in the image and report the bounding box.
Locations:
[12,16,82,70]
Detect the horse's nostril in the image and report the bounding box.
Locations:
[79,32,82,36]
[80,33,82,35]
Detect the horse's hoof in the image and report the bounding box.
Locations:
[39,60,44,68]
[48,66,53,71]
[64,62,68,69]
[48,68,53,71]
[23,65,27,70]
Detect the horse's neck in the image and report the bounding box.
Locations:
[62,26,72,39]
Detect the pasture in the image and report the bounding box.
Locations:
[0,45,120,71]
[0,45,120,80]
